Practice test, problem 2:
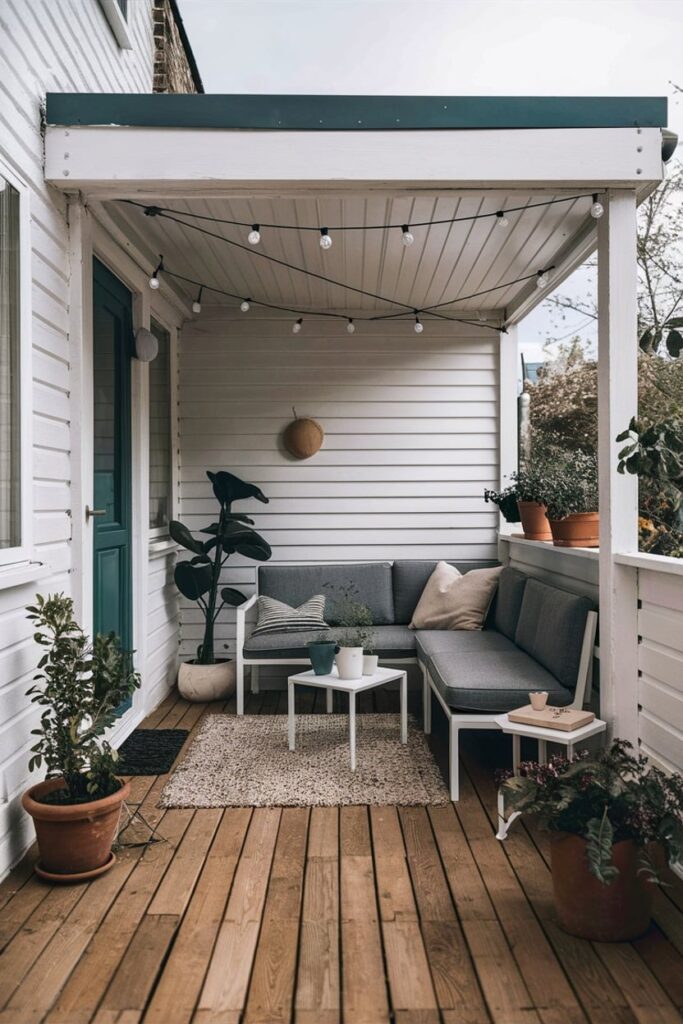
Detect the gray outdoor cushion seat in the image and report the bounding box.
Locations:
[392,559,498,624]
[257,562,394,625]
[514,578,594,689]
[415,629,517,666]
[428,649,574,714]
[244,624,417,660]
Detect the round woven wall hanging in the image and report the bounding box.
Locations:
[283,408,324,460]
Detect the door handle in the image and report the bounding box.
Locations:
[85,506,107,520]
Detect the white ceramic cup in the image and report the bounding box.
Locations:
[530,691,549,711]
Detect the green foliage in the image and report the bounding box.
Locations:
[26,594,140,804]
[330,583,375,652]
[499,740,683,885]
[171,471,272,665]
[484,486,521,523]
[528,439,599,520]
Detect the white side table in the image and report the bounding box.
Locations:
[287,666,408,771]
[494,712,607,841]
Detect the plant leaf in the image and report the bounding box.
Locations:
[169,520,204,554]
[206,470,269,507]
[174,560,213,601]
[585,809,619,885]
[220,587,248,607]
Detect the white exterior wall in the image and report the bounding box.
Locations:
[0,0,156,877]
[178,314,500,668]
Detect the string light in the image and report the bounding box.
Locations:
[192,286,203,314]
[496,211,509,228]
[414,314,424,334]
[319,228,332,250]
[292,318,303,334]
[240,299,251,312]
[401,225,414,247]
[590,194,604,219]
[536,269,550,289]
[248,224,261,245]
[149,255,163,290]
[347,318,355,334]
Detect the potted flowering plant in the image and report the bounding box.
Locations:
[499,740,683,941]
[539,445,599,547]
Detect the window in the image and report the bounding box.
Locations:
[98,0,133,49]
[0,175,20,552]
[149,319,173,532]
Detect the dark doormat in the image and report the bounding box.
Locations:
[117,729,189,775]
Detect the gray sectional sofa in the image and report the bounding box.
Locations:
[235,560,597,799]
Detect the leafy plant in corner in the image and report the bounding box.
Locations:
[171,471,272,665]
[26,594,140,805]
[531,440,599,520]
[617,416,683,557]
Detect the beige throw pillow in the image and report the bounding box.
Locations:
[410,561,503,631]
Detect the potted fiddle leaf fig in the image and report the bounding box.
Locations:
[22,594,140,882]
[171,471,272,701]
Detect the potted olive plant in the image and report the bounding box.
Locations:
[171,471,272,701]
[499,740,683,941]
[332,585,376,679]
[22,594,140,882]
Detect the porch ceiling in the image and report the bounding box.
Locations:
[101,189,598,320]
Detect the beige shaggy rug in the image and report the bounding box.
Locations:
[159,713,449,807]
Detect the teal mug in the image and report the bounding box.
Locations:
[308,640,340,676]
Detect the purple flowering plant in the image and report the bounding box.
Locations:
[499,739,683,884]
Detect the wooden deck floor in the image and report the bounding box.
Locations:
[1,688,683,1024]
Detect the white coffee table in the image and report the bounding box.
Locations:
[494,711,607,840]
[287,666,408,771]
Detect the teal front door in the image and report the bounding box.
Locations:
[92,259,133,711]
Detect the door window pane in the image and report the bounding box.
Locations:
[0,177,21,550]
[149,319,172,529]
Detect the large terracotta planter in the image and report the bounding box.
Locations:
[178,659,236,701]
[551,834,653,941]
[517,501,552,541]
[549,512,599,548]
[23,777,129,882]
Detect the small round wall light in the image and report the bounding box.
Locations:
[282,407,324,460]
[134,327,158,362]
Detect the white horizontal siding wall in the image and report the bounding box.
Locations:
[637,567,683,774]
[178,315,500,669]
[0,0,153,877]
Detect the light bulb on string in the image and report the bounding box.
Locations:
[240,299,251,313]
[401,224,414,247]
[414,314,424,334]
[149,255,163,290]
[192,286,203,314]
[347,319,355,334]
[292,318,303,334]
[496,211,509,228]
[319,228,332,250]
[536,270,549,290]
[590,194,604,219]
[248,224,261,245]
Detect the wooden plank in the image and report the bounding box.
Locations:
[593,941,682,1024]
[633,926,683,1012]
[296,808,340,1024]
[93,914,180,1020]
[339,806,390,1024]
[370,806,418,923]
[244,807,309,1024]
[198,808,281,1016]
[146,808,222,916]
[143,808,251,1024]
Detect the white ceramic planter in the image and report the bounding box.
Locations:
[362,654,379,675]
[178,659,236,702]
[335,647,364,680]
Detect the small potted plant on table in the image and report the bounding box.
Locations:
[499,740,683,941]
[22,594,140,882]
[332,586,376,680]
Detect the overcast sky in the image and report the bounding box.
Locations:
[177,0,683,363]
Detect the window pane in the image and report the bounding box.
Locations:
[149,319,172,529]
[0,177,21,550]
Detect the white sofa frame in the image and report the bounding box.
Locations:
[421,609,599,800]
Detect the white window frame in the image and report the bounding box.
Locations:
[98,0,134,50]
[0,154,33,572]
[148,312,177,540]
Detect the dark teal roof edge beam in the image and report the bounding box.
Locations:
[45,94,668,131]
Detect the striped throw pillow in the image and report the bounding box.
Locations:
[251,594,329,637]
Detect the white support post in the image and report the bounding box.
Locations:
[499,325,519,489]
[597,189,640,744]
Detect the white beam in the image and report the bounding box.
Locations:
[597,189,639,743]
[499,325,519,490]
[46,127,663,195]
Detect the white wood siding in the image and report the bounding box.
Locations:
[0,0,154,878]
[178,315,499,663]
[638,568,683,774]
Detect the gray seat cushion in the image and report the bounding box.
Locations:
[244,624,416,660]
[492,567,528,640]
[257,562,394,625]
[514,579,594,690]
[416,628,517,666]
[428,649,573,714]
[392,559,499,625]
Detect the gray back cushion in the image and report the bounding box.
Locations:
[392,559,499,625]
[257,562,394,625]
[514,579,594,689]
[492,567,528,640]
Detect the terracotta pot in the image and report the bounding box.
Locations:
[551,834,653,941]
[517,500,552,541]
[549,512,600,548]
[23,777,129,881]
[178,659,236,701]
